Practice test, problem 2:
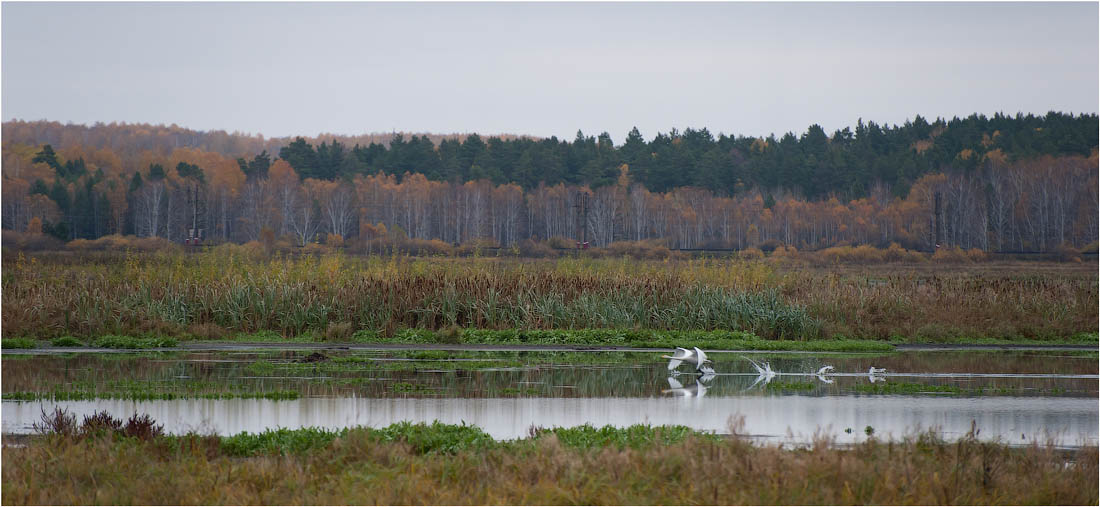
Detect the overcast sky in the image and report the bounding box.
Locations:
[3,2,1097,142]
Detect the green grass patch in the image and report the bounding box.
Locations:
[540,423,718,450]
[92,335,178,349]
[852,382,962,395]
[765,381,817,391]
[1,338,36,349]
[362,421,497,454]
[244,360,276,375]
[219,427,346,457]
[50,336,85,347]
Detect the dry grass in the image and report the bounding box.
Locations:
[3,427,1095,505]
[1,251,1095,341]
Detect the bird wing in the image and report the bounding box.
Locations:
[693,347,708,364]
[667,377,684,389]
[667,358,683,370]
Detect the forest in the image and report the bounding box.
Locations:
[2,112,1097,253]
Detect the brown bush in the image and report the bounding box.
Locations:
[603,240,677,260]
[2,230,65,251]
[517,239,558,258]
[739,247,765,260]
[1053,243,1082,263]
[456,238,500,256]
[965,248,988,262]
[931,246,972,264]
[546,236,575,249]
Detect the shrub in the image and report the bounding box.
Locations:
[739,247,765,260]
[601,240,674,260]
[1,338,36,349]
[455,238,499,256]
[931,246,971,264]
[50,336,84,347]
[33,407,77,436]
[517,239,558,258]
[1,230,64,251]
[92,335,178,349]
[966,248,988,262]
[123,413,164,441]
[80,411,123,437]
[756,238,783,253]
[1054,243,1082,262]
[546,236,574,249]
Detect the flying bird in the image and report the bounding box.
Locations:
[743,356,777,389]
[662,347,714,374]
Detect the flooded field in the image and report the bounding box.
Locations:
[3,348,1097,446]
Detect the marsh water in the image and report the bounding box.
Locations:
[3,348,1097,446]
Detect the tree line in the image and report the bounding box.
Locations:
[5,112,1096,200]
[1,112,1096,253]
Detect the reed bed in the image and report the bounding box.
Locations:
[3,419,1096,505]
[2,250,1095,342]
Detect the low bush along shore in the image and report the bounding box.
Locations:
[3,410,1096,505]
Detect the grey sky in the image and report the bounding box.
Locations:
[3,2,1097,142]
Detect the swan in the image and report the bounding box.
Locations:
[661,347,714,373]
[742,356,777,389]
[815,365,835,384]
[868,366,887,383]
[663,376,709,397]
[743,356,776,378]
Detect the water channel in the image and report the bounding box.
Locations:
[3,348,1097,446]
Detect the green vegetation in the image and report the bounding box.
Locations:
[765,381,818,391]
[5,253,1093,344]
[91,335,178,349]
[541,423,716,450]
[853,382,962,395]
[6,414,1096,505]
[2,390,299,402]
[49,336,84,347]
[1,338,36,349]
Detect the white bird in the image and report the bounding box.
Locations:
[868,366,887,383]
[815,365,835,384]
[869,366,887,375]
[663,376,709,397]
[743,356,777,378]
[661,347,714,373]
[742,356,777,389]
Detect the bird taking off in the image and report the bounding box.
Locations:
[662,347,714,374]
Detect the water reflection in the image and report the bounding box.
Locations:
[4,396,1096,446]
[3,351,1098,399]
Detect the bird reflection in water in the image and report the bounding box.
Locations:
[663,372,715,397]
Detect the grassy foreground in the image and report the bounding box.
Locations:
[4,416,1096,505]
[3,250,1095,343]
